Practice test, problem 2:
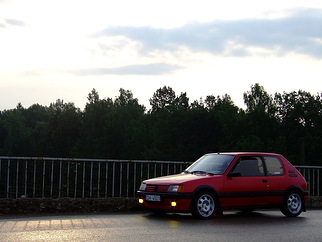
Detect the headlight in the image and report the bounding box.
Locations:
[139,183,146,191]
[167,185,183,192]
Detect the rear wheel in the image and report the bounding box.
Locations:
[281,191,303,217]
[191,192,217,219]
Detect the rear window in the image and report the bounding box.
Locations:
[264,156,284,176]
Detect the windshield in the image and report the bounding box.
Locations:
[184,154,235,175]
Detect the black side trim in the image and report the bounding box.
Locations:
[219,190,285,198]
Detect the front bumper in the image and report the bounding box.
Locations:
[137,190,193,211]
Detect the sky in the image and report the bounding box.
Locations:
[1,0,322,111]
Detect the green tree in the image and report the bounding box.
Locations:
[87,88,100,104]
[25,104,50,156]
[0,84,321,165]
[80,90,114,158]
[243,83,276,116]
[149,86,176,113]
[107,88,146,159]
[80,88,145,159]
[275,91,322,164]
[239,84,280,152]
[0,104,34,156]
[206,94,241,151]
[45,100,82,157]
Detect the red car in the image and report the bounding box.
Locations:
[137,152,308,218]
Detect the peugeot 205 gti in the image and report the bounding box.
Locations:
[137,152,308,219]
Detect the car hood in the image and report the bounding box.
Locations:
[143,173,218,185]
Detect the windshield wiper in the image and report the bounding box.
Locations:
[190,170,215,175]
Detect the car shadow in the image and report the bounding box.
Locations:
[143,210,306,226]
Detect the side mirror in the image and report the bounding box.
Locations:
[228,172,241,177]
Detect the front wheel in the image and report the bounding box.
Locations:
[191,192,217,219]
[281,191,304,217]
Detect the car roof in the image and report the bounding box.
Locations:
[209,152,281,156]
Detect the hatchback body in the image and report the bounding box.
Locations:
[137,152,308,218]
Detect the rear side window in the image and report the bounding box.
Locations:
[264,156,284,176]
[232,156,264,177]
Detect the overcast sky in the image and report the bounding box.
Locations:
[1,0,321,111]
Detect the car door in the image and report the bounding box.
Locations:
[261,155,286,204]
[222,156,269,207]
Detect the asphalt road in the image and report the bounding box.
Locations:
[0,210,322,241]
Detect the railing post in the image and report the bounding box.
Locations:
[98,162,101,198]
[119,162,123,197]
[33,160,36,198]
[126,162,129,198]
[6,159,10,198]
[105,162,108,198]
[42,160,46,198]
[90,162,93,198]
[74,162,78,198]
[82,161,85,198]
[67,161,70,197]
[15,160,19,199]
[59,160,62,198]
[133,162,137,197]
[50,160,54,198]
[318,170,320,197]
[24,160,28,197]
[112,162,115,197]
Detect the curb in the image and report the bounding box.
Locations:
[1,196,321,215]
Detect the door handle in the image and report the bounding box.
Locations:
[262,179,268,183]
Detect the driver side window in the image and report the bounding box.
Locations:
[232,156,264,177]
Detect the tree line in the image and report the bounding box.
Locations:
[0,83,321,165]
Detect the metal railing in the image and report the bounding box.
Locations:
[296,166,322,197]
[0,157,191,199]
[0,157,321,199]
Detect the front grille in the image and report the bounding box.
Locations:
[145,185,156,192]
[157,185,169,192]
[146,185,169,192]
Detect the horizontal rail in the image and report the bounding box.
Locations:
[0,156,188,164]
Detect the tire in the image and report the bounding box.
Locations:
[281,191,304,217]
[191,192,217,219]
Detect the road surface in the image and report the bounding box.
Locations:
[1,210,322,241]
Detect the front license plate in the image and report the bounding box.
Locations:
[145,195,161,202]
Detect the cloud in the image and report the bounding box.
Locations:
[5,18,25,26]
[0,18,25,28]
[95,8,322,58]
[71,63,183,76]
